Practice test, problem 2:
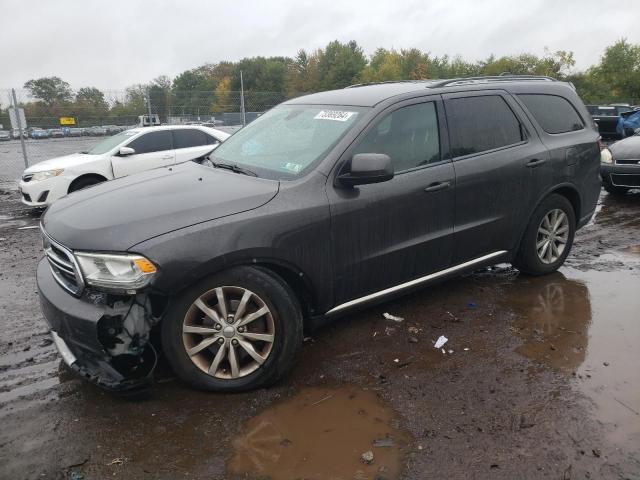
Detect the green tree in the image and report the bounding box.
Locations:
[590,39,640,102]
[317,40,367,89]
[23,76,73,106]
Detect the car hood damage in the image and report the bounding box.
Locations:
[41,161,280,251]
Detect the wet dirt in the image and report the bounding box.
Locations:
[1,189,639,479]
[227,386,412,480]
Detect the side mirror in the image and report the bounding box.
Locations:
[118,146,135,156]
[338,153,394,187]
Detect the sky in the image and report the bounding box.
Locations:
[1,0,638,93]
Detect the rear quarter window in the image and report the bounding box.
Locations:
[518,94,585,134]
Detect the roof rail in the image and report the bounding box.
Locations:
[427,75,558,88]
[345,80,434,89]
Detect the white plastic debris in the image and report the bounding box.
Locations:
[383,312,404,322]
[434,335,448,349]
[448,349,453,354]
[17,225,38,230]
[464,348,470,351]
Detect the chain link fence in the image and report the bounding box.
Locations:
[0,88,297,188]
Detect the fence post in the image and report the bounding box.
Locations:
[240,71,246,126]
[11,88,29,168]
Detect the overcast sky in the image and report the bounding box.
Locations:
[2,0,638,93]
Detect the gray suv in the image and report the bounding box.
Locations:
[37,76,601,394]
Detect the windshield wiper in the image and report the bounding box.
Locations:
[210,159,258,177]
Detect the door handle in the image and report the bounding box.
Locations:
[525,158,547,168]
[162,155,173,159]
[424,181,450,193]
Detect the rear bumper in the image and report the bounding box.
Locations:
[601,164,640,188]
[37,258,155,393]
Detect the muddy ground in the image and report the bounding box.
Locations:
[0,188,639,480]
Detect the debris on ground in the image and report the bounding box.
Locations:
[373,437,395,447]
[69,472,84,480]
[464,348,470,351]
[408,337,418,343]
[107,458,124,466]
[383,312,404,322]
[361,450,375,464]
[407,326,419,334]
[434,335,448,349]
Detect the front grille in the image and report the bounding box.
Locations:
[41,227,84,296]
[22,174,33,182]
[611,174,640,188]
[615,159,640,165]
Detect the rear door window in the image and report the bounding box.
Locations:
[518,94,585,134]
[446,95,524,157]
[173,128,215,149]
[127,131,173,154]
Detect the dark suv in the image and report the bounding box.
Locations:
[37,76,601,393]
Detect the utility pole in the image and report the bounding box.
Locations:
[240,70,246,127]
[146,90,153,126]
[11,88,28,168]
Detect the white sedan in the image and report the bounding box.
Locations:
[19,125,230,207]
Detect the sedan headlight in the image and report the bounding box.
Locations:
[600,148,613,164]
[75,252,157,291]
[31,169,65,182]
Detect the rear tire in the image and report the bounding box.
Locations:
[603,182,629,196]
[513,194,576,276]
[161,266,303,392]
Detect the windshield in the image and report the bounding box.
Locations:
[211,105,368,179]
[84,130,138,155]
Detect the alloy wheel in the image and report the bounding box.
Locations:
[536,209,569,264]
[182,286,275,379]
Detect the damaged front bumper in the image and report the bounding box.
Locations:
[37,258,158,393]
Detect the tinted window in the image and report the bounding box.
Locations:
[173,128,217,149]
[353,102,440,172]
[447,95,523,157]
[127,131,173,154]
[519,94,584,134]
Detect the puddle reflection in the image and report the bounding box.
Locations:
[228,386,411,480]
[504,272,591,372]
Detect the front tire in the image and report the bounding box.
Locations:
[514,194,576,276]
[161,266,303,392]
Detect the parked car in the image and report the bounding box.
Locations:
[0,130,10,141]
[10,129,27,139]
[48,128,65,138]
[587,104,634,139]
[86,126,108,136]
[67,128,85,137]
[30,128,50,139]
[19,125,229,206]
[600,130,640,195]
[36,76,600,394]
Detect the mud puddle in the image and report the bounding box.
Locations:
[506,268,640,446]
[228,386,412,480]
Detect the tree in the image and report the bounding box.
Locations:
[211,76,233,113]
[317,40,367,89]
[590,39,640,103]
[23,77,73,106]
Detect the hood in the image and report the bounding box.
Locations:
[42,161,279,251]
[24,153,97,173]
[610,135,640,160]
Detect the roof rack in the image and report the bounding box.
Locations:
[427,75,558,88]
[345,80,435,89]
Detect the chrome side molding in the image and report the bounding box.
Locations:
[325,250,507,315]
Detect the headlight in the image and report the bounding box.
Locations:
[75,252,157,292]
[600,148,613,164]
[31,169,64,182]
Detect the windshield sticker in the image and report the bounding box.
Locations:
[282,162,303,173]
[314,110,357,122]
